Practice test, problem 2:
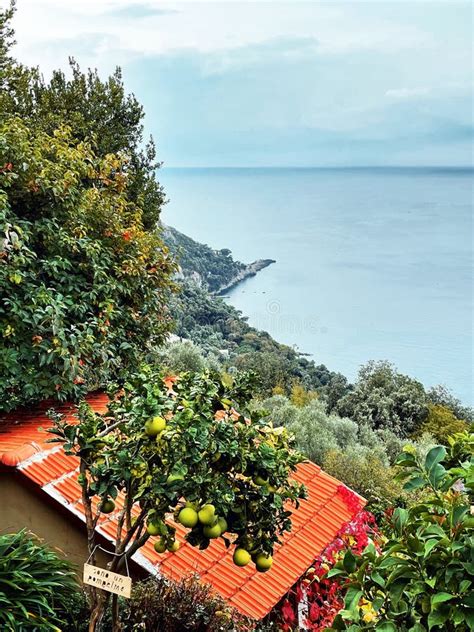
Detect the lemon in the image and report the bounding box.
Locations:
[233,548,251,567]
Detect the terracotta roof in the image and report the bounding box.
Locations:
[0,395,364,620]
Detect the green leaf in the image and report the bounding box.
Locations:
[344,586,363,615]
[424,538,439,557]
[375,623,397,631]
[425,445,447,472]
[404,476,426,491]
[392,507,408,534]
[343,550,357,573]
[427,610,449,630]
[430,592,454,607]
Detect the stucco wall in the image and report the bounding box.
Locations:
[0,472,110,573]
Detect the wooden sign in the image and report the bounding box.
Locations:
[83,563,132,598]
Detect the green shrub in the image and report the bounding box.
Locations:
[0,118,175,411]
[0,530,77,630]
[336,360,428,437]
[125,575,250,632]
[322,447,404,511]
[417,404,469,443]
[326,434,474,631]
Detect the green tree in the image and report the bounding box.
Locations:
[427,385,474,424]
[50,366,306,631]
[417,404,468,444]
[326,433,474,631]
[0,119,175,411]
[336,360,428,437]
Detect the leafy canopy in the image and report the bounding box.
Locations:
[0,119,175,410]
[326,432,474,631]
[336,360,428,437]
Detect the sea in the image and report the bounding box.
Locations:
[160,167,473,406]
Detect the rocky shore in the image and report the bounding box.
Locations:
[214,258,275,295]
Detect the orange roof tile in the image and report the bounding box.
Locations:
[0,395,365,620]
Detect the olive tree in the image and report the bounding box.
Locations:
[49,367,306,631]
[336,361,428,437]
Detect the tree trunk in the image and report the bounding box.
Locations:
[88,603,104,632]
[111,593,122,631]
[88,590,109,632]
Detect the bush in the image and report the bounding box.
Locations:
[125,576,250,632]
[427,385,474,423]
[326,435,474,631]
[151,340,222,374]
[62,577,252,632]
[417,404,469,443]
[0,530,77,630]
[322,448,404,511]
[336,360,428,437]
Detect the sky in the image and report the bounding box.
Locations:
[6,0,474,167]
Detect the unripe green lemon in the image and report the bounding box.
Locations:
[100,499,115,514]
[203,523,222,539]
[154,539,166,553]
[198,504,216,525]
[253,475,268,486]
[147,522,161,536]
[255,553,273,572]
[178,507,199,528]
[233,548,251,567]
[167,540,180,552]
[217,517,228,533]
[144,416,166,437]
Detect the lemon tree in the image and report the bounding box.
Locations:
[50,366,306,631]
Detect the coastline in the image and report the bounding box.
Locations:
[214,259,275,295]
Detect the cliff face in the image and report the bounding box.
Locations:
[162,224,275,294]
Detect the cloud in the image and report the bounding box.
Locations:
[385,87,431,99]
[103,3,178,19]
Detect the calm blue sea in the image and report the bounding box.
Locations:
[161,167,473,405]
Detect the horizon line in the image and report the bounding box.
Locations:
[161,164,474,170]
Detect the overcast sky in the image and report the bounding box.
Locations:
[7,0,473,166]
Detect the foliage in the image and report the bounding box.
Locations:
[336,361,428,437]
[62,576,252,632]
[163,224,247,293]
[417,404,469,443]
[0,530,77,630]
[427,385,473,424]
[151,339,222,374]
[259,396,388,465]
[325,434,474,631]
[0,118,175,411]
[125,575,251,632]
[290,383,318,407]
[49,365,306,628]
[322,449,404,513]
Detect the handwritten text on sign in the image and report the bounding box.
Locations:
[83,563,132,598]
